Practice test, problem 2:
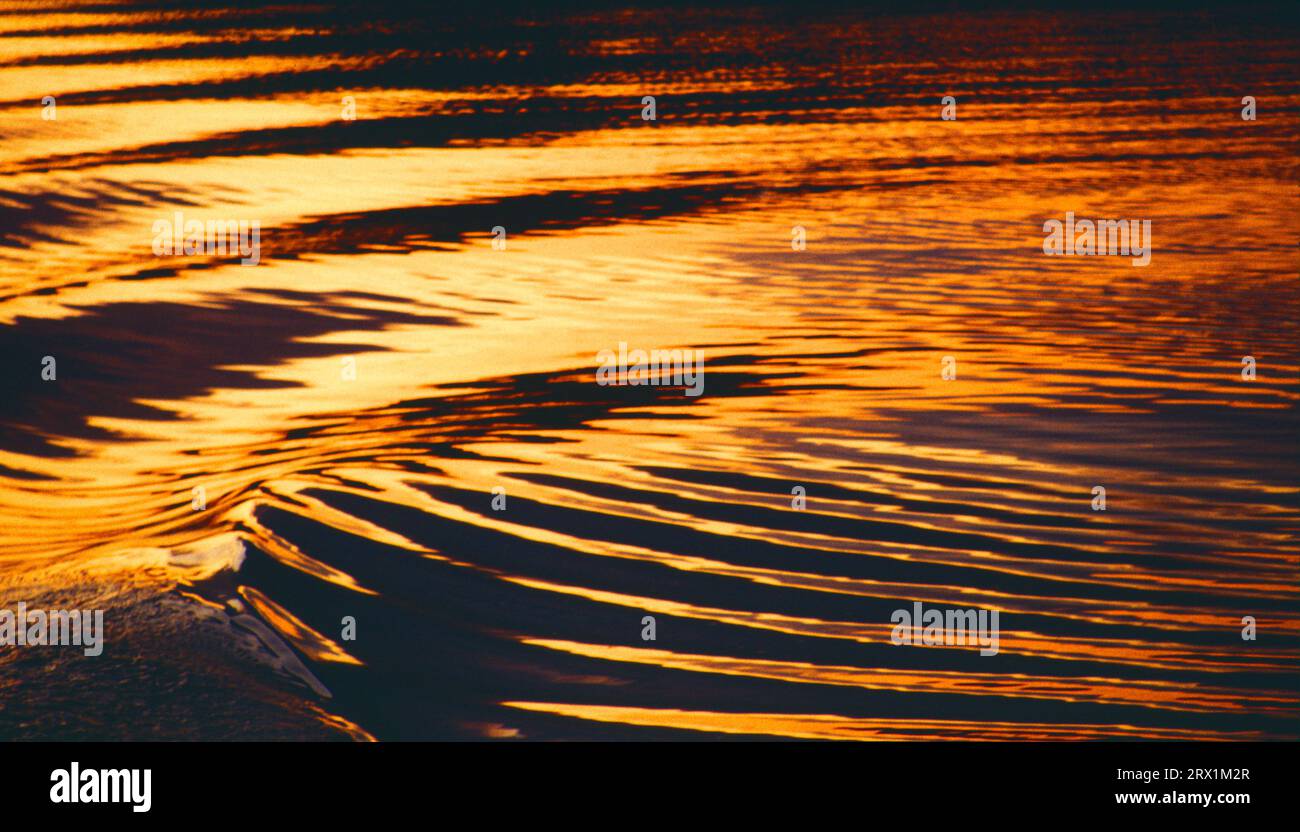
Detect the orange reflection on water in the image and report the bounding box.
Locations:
[1,4,1296,740]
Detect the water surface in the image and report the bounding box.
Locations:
[1,1,1297,740]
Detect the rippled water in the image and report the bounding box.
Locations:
[1,2,1297,740]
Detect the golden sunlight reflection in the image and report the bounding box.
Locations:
[1,2,1296,740]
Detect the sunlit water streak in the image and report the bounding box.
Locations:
[0,1,1297,740]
